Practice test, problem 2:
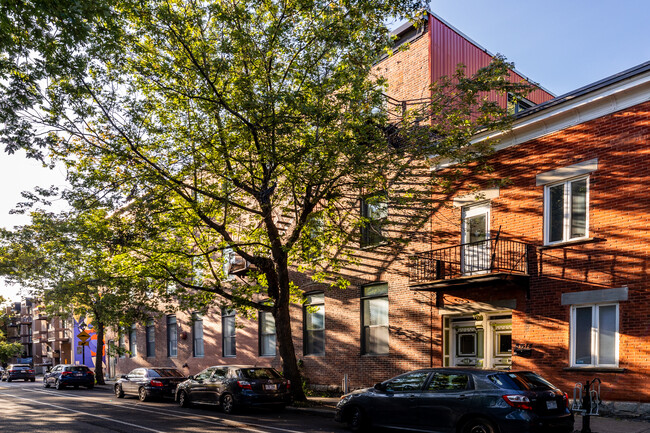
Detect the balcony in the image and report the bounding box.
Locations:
[409,238,531,292]
[48,329,71,342]
[20,315,33,324]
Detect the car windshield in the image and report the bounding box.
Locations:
[65,366,89,372]
[239,368,281,380]
[490,372,555,391]
[149,369,184,378]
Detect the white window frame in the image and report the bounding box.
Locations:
[544,175,590,245]
[570,303,619,367]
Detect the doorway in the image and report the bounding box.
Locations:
[461,203,490,275]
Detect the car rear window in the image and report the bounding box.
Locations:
[149,369,184,378]
[65,366,89,372]
[11,366,31,370]
[239,368,281,379]
[489,372,555,391]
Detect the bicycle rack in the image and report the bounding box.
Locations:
[572,378,602,433]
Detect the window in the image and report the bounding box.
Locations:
[360,192,388,247]
[195,367,215,381]
[571,304,618,367]
[544,177,588,244]
[427,373,470,391]
[166,315,177,358]
[259,311,276,356]
[129,324,137,357]
[384,371,429,392]
[304,293,325,356]
[192,313,204,358]
[507,92,534,115]
[145,318,155,357]
[456,332,477,357]
[361,283,389,355]
[118,332,126,358]
[222,309,236,357]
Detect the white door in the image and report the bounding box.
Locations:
[461,203,490,275]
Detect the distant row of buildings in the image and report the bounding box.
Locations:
[3,299,72,371]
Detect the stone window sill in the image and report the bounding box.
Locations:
[540,237,604,250]
[563,367,626,373]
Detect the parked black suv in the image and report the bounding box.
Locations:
[1,364,35,382]
[335,368,574,433]
[175,366,291,413]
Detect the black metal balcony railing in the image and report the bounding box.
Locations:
[409,238,529,286]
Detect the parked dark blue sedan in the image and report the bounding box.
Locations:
[43,364,94,389]
[335,368,573,433]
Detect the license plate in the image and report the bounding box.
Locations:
[75,373,82,376]
[546,400,558,410]
[264,384,277,391]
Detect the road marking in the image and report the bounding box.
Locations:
[26,388,306,433]
[0,392,165,432]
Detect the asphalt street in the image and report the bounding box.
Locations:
[0,380,347,433]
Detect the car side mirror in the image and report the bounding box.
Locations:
[121,375,127,379]
[374,382,386,391]
[188,375,194,380]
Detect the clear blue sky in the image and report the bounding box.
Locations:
[1,1,649,301]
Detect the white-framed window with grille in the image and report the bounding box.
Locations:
[222,309,236,357]
[544,176,589,245]
[259,311,276,356]
[192,313,204,358]
[361,283,389,355]
[129,324,137,357]
[570,303,618,367]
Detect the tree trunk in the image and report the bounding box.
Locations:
[94,322,106,385]
[274,300,306,402]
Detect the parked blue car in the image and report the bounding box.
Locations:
[335,368,574,433]
[43,364,95,390]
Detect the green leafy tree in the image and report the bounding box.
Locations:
[0,297,22,364]
[0,0,533,400]
[0,209,160,384]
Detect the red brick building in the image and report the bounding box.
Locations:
[107,13,650,408]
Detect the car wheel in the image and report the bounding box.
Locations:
[221,393,236,414]
[30,378,35,382]
[461,417,496,433]
[55,379,64,390]
[7,378,11,383]
[114,384,124,398]
[138,387,148,402]
[74,385,79,389]
[43,379,50,388]
[347,406,368,433]
[87,384,94,390]
[178,390,191,408]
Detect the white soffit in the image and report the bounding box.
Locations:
[453,188,500,207]
[472,70,650,152]
[536,158,598,186]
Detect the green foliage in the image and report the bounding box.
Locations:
[0,0,533,399]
